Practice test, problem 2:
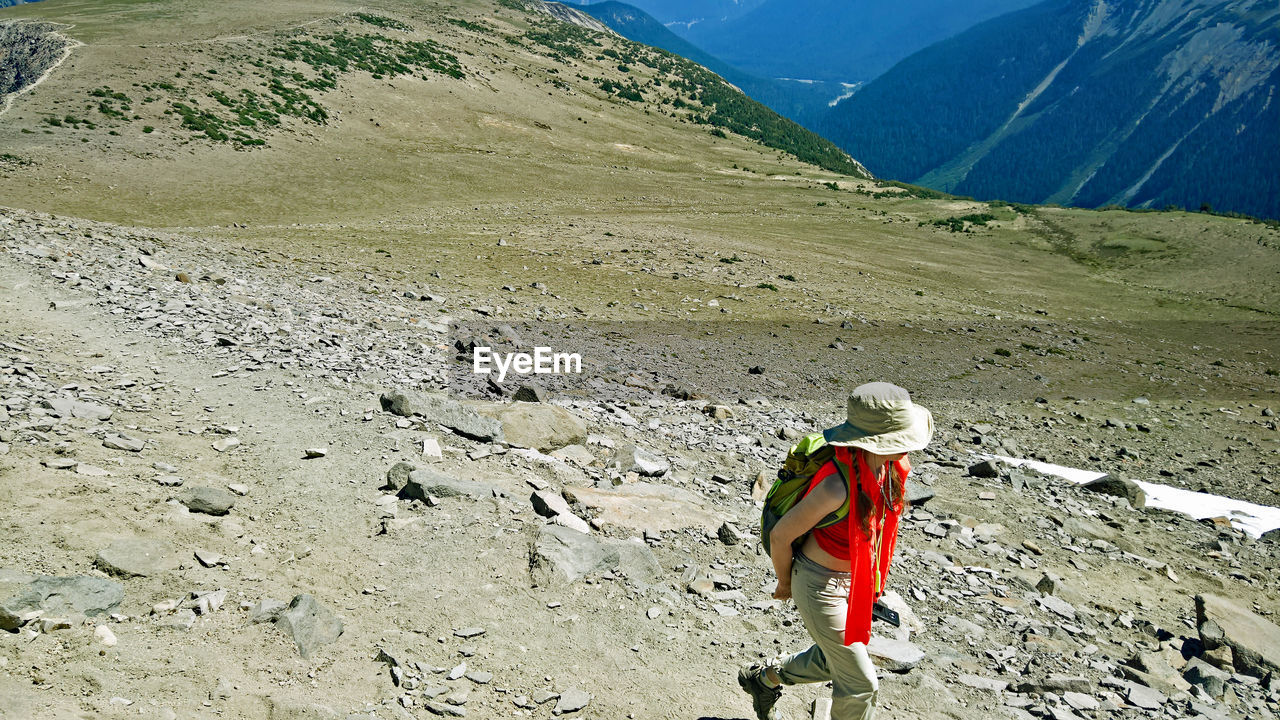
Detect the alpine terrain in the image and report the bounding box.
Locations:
[0,1,1278,720]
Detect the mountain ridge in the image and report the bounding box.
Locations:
[821,0,1280,219]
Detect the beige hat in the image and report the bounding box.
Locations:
[821,382,934,454]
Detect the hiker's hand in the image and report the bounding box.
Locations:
[772,582,792,601]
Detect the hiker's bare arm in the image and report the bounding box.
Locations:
[769,476,847,600]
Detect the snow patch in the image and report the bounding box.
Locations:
[980,454,1280,538]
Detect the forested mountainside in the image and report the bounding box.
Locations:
[681,0,1040,83]
[821,0,1280,219]
[576,0,839,126]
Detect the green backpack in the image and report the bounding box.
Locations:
[760,433,853,555]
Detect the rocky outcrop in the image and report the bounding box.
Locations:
[1,20,75,105]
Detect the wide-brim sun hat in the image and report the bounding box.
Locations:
[821,382,934,454]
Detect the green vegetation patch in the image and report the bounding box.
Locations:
[274,31,463,80]
[354,13,412,31]
[0,153,32,166]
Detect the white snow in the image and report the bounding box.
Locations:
[978,454,1280,538]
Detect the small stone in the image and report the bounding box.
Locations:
[513,385,547,403]
[227,484,249,496]
[466,671,492,685]
[211,437,240,453]
[194,550,223,568]
[303,448,327,459]
[453,627,485,639]
[1022,539,1044,556]
[155,475,184,487]
[447,663,466,680]
[646,607,662,620]
[94,625,118,647]
[162,609,197,631]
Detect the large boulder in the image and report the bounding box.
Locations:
[1196,594,1280,678]
[1081,475,1146,508]
[380,390,503,443]
[95,538,179,578]
[493,403,586,452]
[399,468,499,501]
[0,569,124,630]
[274,594,344,660]
[529,524,661,586]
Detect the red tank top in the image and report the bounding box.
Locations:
[802,446,910,646]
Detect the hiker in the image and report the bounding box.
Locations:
[740,382,934,720]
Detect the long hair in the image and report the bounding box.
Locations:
[854,449,905,540]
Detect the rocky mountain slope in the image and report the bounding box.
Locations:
[0,1,1278,719]
[821,0,1280,219]
[674,0,1041,83]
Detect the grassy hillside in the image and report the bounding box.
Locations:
[0,0,1276,323]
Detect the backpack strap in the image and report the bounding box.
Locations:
[813,447,855,530]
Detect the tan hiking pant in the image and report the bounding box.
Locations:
[776,552,879,720]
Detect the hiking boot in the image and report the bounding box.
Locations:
[737,664,782,720]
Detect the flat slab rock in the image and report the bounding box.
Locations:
[529,524,661,586]
[399,468,499,502]
[274,594,343,659]
[867,636,925,672]
[564,482,721,533]
[95,538,179,577]
[554,688,591,714]
[1196,593,1280,677]
[0,568,124,630]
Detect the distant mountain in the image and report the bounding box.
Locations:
[561,0,766,33]
[682,0,1040,82]
[575,1,840,125]
[821,0,1280,219]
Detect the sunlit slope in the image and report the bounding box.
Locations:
[0,0,864,227]
[0,0,1276,323]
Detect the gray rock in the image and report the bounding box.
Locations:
[866,636,924,672]
[941,615,986,639]
[717,521,743,545]
[103,433,145,452]
[1062,692,1098,710]
[513,385,547,403]
[968,460,1001,478]
[494,403,586,452]
[553,688,590,714]
[1196,593,1280,677]
[531,490,573,519]
[384,461,417,491]
[42,397,112,421]
[380,390,504,443]
[1183,657,1228,698]
[95,538,178,577]
[905,483,935,507]
[274,594,343,659]
[1125,682,1167,709]
[0,569,124,630]
[1081,475,1146,508]
[179,486,236,515]
[957,673,1007,692]
[1012,676,1094,695]
[250,598,287,624]
[399,469,498,502]
[608,443,669,476]
[529,524,661,586]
